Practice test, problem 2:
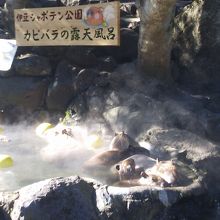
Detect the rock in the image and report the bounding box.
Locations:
[0,76,49,111]
[74,68,99,93]
[105,91,121,109]
[0,26,10,39]
[0,69,14,77]
[26,0,59,7]
[127,93,153,111]
[163,99,206,136]
[0,173,210,220]
[120,17,140,30]
[31,46,67,66]
[195,156,220,195]
[120,3,140,30]
[95,71,111,88]
[120,3,138,17]
[14,54,52,76]
[88,96,104,115]
[104,28,138,63]
[103,91,159,135]
[205,94,220,113]
[0,176,100,220]
[202,112,220,142]
[85,86,106,115]
[103,106,147,136]
[103,106,129,131]
[98,56,117,72]
[65,47,99,68]
[139,127,220,194]
[67,94,88,117]
[140,127,219,162]
[46,60,78,111]
[172,0,220,92]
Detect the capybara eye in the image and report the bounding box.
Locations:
[116,164,120,171]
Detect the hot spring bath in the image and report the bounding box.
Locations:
[0,123,113,191]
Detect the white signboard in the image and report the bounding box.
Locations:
[0,39,17,71]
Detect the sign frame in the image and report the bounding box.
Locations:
[14,2,120,46]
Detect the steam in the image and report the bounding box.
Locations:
[0,121,112,191]
[0,61,215,191]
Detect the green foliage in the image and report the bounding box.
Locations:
[62,109,74,125]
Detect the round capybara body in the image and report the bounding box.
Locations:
[83,132,150,184]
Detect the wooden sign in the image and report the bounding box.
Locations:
[14,2,120,46]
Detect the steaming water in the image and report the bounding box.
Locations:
[0,124,110,192]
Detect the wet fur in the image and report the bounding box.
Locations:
[114,157,177,187]
[116,158,145,181]
[83,132,149,184]
[110,132,146,152]
[145,160,177,185]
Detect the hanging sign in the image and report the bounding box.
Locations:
[14,2,120,46]
[0,39,17,71]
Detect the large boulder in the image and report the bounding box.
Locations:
[172,0,220,92]
[65,47,99,68]
[46,60,78,111]
[74,68,99,93]
[31,46,67,65]
[138,127,220,194]
[14,54,52,77]
[0,177,100,220]
[67,93,88,117]
[103,104,153,136]
[0,76,49,111]
[0,175,210,220]
[46,62,99,112]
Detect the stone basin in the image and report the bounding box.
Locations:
[0,162,205,220]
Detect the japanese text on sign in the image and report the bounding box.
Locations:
[14,2,120,46]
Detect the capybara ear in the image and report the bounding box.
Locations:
[116,164,120,171]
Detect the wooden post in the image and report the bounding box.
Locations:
[136,0,176,81]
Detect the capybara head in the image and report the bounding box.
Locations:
[86,6,104,26]
[110,131,130,151]
[116,158,136,181]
